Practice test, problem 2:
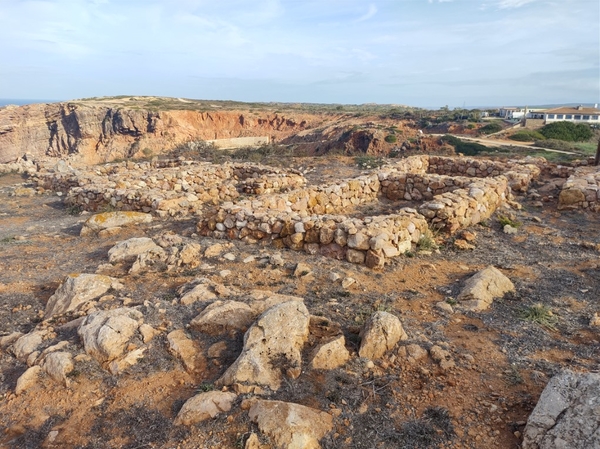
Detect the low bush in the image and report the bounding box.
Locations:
[478,122,503,134]
[384,134,397,143]
[440,135,488,156]
[539,121,592,142]
[509,130,545,142]
[533,139,578,151]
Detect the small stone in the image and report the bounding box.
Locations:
[503,224,518,235]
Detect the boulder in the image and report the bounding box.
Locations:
[42,351,74,385]
[248,400,333,449]
[80,211,152,236]
[78,308,143,364]
[457,266,515,311]
[217,301,310,392]
[558,188,585,209]
[174,391,237,426]
[44,273,122,319]
[12,330,46,363]
[167,329,203,373]
[179,242,202,266]
[523,371,600,449]
[309,335,350,370]
[190,301,254,336]
[179,281,217,306]
[359,311,407,360]
[15,366,42,395]
[107,237,162,264]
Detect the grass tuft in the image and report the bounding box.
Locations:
[519,303,558,330]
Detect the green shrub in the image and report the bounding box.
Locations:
[498,214,521,228]
[479,122,503,134]
[533,139,578,151]
[384,134,397,143]
[509,130,545,142]
[539,121,593,142]
[440,135,488,156]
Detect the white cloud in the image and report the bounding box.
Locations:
[355,4,377,22]
[496,0,538,9]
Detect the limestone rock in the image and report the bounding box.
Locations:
[42,351,74,385]
[179,281,218,306]
[179,242,202,266]
[217,301,310,392]
[247,290,304,316]
[522,371,600,449]
[558,188,585,209]
[429,345,455,370]
[248,400,333,449]
[0,332,23,350]
[190,301,254,336]
[12,330,46,363]
[457,266,515,311]
[359,311,407,360]
[107,237,162,264]
[309,336,350,370]
[294,262,313,277]
[78,308,143,364]
[174,391,237,426]
[204,243,226,258]
[15,365,42,395]
[139,323,160,343]
[167,329,203,372]
[80,211,152,236]
[45,273,122,319]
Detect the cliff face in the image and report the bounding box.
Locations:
[0,103,320,164]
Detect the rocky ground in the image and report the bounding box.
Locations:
[0,155,599,449]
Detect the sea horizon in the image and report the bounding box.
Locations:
[0,98,61,107]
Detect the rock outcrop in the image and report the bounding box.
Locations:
[217,301,310,392]
[522,371,600,449]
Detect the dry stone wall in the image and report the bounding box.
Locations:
[31,154,545,267]
[558,167,600,211]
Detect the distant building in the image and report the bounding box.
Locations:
[527,105,600,125]
[498,107,526,120]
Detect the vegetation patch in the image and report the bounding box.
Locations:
[519,303,559,330]
[509,130,545,142]
[478,122,503,135]
[440,135,488,156]
[539,122,593,142]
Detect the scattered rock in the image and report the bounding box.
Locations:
[454,239,475,250]
[248,400,333,449]
[80,211,152,236]
[174,391,237,426]
[294,262,313,277]
[44,273,122,319]
[107,237,162,264]
[15,366,42,395]
[190,300,254,336]
[429,345,455,370]
[42,351,74,385]
[139,324,160,343]
[204,243,226,258]
[179,242,202,266]
[12,330,46,363]
[457,266,515,311]
[503,224,518,235]
[359,311,408,360]
[435,301,454,314]
[309,335,350,370]
[589,313,600,327]
[405,344,428,364]
[218,301,310,392]
[179,280,218,305]
[78,308,144,365]
[341,277,356,289]
[522,371,600,449]
[167,329,203,373]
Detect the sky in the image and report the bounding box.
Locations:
[1,0,599,108]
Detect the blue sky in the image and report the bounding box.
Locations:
[1,0,598,108]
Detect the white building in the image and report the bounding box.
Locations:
[527,105,600,125]
[498,107,526,120]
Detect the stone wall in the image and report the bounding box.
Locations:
[558,167,600,211]
[34,160,307,217]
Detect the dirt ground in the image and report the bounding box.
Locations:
[0,157,599,449]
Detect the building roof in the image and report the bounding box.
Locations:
[541,106,600,115]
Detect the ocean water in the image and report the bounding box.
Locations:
[0,99,60,107]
